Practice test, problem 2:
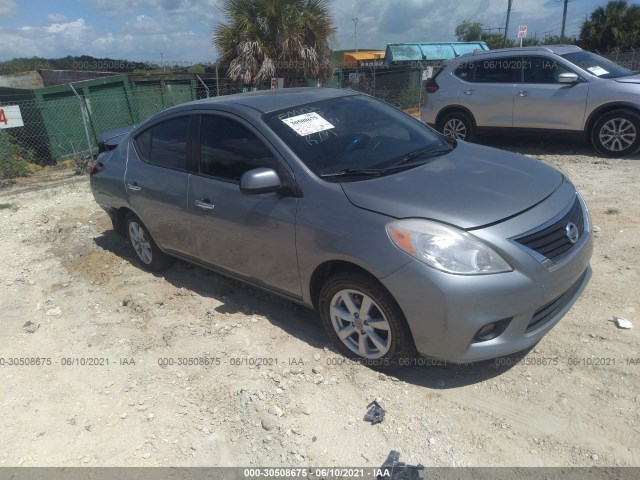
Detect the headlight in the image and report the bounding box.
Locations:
[386,219,512,275]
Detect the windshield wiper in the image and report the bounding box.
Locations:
[319,144,455,178]
[390,144,454,168]
[319,168,386,178]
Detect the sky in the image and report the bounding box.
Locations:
[0,0,608,64]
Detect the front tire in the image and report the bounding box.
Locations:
[319,272,415,368]
[591,110,640,158]
[125,213,172,272]
[439,111,475,142]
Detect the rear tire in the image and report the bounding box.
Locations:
[125,213,172,272]
[318,272,415,369]
[439,111,476,142]
[591,110,640,158]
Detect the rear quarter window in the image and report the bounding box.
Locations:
[453,61,475,82]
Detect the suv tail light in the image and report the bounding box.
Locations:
[425,79,439,93]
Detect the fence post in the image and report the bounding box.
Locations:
[373,62,376,97]
[215,64,220,97]
[196,74,210,98]
[418,69,423,113]
[69,84,94,162]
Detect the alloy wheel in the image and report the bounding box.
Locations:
[599,118,636,153]
[128,221,153,265]
[443,118,467,140]
[329,289,391,359]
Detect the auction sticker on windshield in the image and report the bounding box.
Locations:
[587,66,609,76]
[282,112,334,136]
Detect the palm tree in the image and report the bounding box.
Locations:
[213,0,335,86]
[580,0,640,51]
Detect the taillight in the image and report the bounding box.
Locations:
[425,78,439,93]
[86,160,103,175]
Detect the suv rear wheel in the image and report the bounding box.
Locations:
[439,111,475,142]
[591,110,640,157]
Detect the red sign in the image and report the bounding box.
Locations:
[518,25,528,38]
[0,105,24,129]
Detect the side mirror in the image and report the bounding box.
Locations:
[240,168,282,195]
[558,72,580,84]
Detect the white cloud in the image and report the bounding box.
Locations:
[0,0,592,64]
[0,19,96,59]
[85,0,222,23]
[46,18,90,35]
[0,0,16,16]
[331,0,585,49]
[46,13,68,23]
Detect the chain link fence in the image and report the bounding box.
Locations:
[1,68,427,180]
[597,48,640,72]
[335,65,425,113]
[0,75,251,178]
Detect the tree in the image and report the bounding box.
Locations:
[455,20,483,42]
[454,20,515,49]
[580,0,640,51]
[454,20,578,50]
[213,0,335,86]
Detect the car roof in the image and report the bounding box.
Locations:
[460,45,582,59]
[187,87,358,114]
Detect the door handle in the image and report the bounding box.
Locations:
[516,91,528,97]
[194,199,215,211]
[463,89,474,95]
[126,182,141,191]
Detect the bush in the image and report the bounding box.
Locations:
[0,131,34,179]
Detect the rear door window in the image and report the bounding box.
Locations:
[472,57,521,83]
[134,116,190,170]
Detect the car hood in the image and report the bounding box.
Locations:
[614,74,640,84]
[340,141,564,229]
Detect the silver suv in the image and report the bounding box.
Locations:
[421,45,640,157]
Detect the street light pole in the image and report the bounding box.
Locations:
[352,17,359,52]
[503,0,512,48]
[560,0,569,44]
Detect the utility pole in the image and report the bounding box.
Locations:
[560,0,568,44]
[503,0,513,48]
[352,18,359,52]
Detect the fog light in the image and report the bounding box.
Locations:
[473,318,511,343]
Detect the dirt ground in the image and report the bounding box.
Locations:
[0,138,638,468]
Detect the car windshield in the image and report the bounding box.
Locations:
[561,50,634,79]
[264,95,450,181]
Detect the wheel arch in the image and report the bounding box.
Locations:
[112,206,134,237]
[309,260,394,311]
[435,105,477,131]
[584,103,640,139]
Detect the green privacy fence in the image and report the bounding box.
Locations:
[0,73,244,167]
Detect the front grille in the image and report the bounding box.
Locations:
[515,197,584,263]
[526,270,587,333]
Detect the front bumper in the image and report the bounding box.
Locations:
[381,186,593,363]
